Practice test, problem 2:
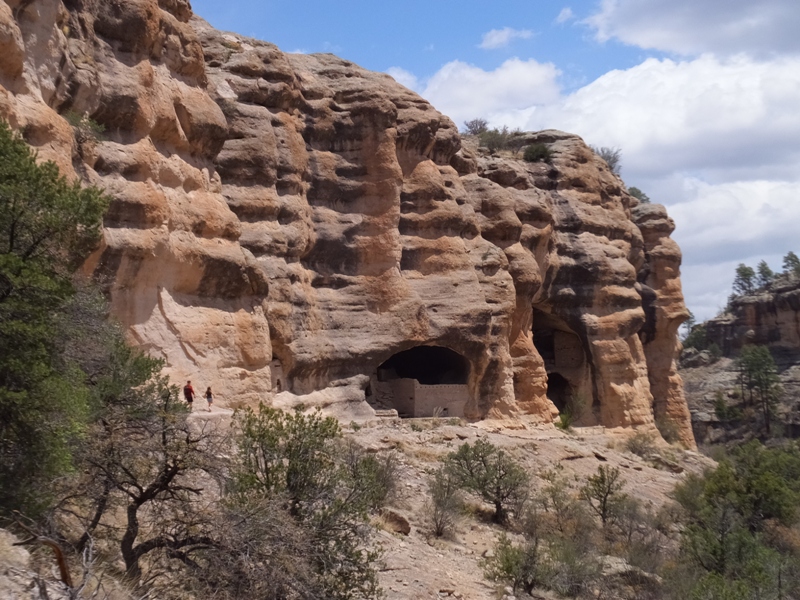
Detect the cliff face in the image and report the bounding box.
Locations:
[705,278,800,355]
[0,0,694,445]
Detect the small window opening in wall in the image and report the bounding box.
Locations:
[276,379,282,392]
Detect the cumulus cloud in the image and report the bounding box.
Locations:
[527,55,800,180]
[386,67,420,91]
[555,7,575,24]
[478,27,534,50]
[586,0,800,57]
[394,50,800,319]
[418,58,560,128]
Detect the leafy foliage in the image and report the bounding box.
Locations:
[0,120,109,516]
[736,345,781,434]
[444,439,529,525]
[427,464,463,538]
[232,406,383,600]
[628,186,651,203]
[523,143,553,163]
[783,251,800,277]
[463,118,489,135]
[756,259,775,288]
[581,465,626,526]
[732,263,756,295]
[671,442,800,597]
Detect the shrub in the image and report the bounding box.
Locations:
[671,442,800,596]
[590,145,621,174]
[628,186,650,203]
[523,143,553,163]
[463,118,489,135]
[625,431,657,457]
[233,406,383,600]
[63,110,106,143]
[478,127,509,153]
[444,439,529,525]
[483,532,543,595]
[655,416,682,444]
[580,465,626,527]
[683,324,708,351]
[427,464,463,538]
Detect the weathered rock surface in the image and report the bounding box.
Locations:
[0,0,694,445]
[705,277,800,355]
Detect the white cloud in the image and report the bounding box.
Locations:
[478,27,534,50]
[555,7,574,24]
[400,50,800,319]
[386,67,420,91]
[526,55,800,180]
[418,58,560,128]
[586,0,800,57]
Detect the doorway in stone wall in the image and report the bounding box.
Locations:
[370,345,470,418]
[546,372,572,414]
[532,308,591,421]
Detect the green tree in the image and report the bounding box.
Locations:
[737,345,781,434]
[233,406,382,600]
[580,465,626,527]
[672,442,800,597]
[463,118,489,135]
[444,439,529,525]
[756,260,774,288]
[427,464,463,538]
[628,186,650,203]
[783,251,800,277]
[732,263,756,295]
[0,120,108,516]
[681,310,697,341]
[57,350,223,583]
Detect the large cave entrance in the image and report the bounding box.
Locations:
[532,308,592,422]
[369,346,471,418]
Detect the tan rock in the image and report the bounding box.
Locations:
[0,0,694,445]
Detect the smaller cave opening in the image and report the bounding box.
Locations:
[546,372,572,414]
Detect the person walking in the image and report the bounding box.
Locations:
[183,380,195,411]
[205,387,213,412]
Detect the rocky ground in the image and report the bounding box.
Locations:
[1,415,711,600]
[346,418,709,600]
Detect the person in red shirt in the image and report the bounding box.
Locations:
[183,380,195,411]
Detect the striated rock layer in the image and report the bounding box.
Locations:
[705,278,800,356]
[0,0,694,446]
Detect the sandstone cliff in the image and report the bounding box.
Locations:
[0,0,694,445]
[705,277,800,355]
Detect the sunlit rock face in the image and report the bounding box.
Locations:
[704,279,800,355]
[0,0,694,445]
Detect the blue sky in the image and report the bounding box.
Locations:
[191,0,800,321]
[191,0,655,91]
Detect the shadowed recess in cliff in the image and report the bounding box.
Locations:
[377,346,469,385]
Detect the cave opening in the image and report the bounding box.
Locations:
[546,372,572,414]
[370,345,471,418]
[532,308,592,419]
[377,345,469,385]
